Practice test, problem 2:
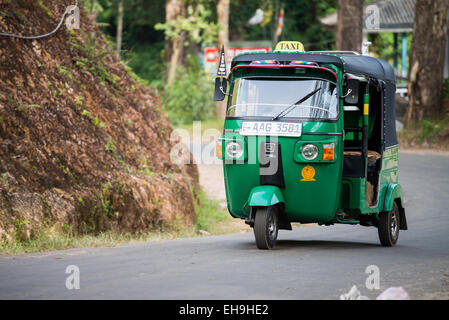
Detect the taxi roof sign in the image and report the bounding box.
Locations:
[274,41,305,52]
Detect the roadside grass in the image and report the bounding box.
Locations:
[194,189,242,235]
[0,189,241,256]
[174,117,224,135]
[399,113,449,148]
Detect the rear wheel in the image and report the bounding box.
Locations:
[378,202,400,247]
[254,206,279,250]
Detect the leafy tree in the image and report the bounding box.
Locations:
[230,0,337,50]
[162,55,216,125]
[92,0,340,84]
[155,1,219,83]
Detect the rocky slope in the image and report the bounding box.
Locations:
[0,0,199,241]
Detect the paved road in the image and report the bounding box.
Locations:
[1,152,449,299]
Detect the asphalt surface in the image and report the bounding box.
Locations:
[0,151,449,299]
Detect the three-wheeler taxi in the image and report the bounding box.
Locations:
[214,41,407,249]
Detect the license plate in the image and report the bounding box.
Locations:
[239,121,302,137]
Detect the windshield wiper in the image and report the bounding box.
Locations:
[271,87,322,121]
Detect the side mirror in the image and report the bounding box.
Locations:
[344,78,360,105]
[214,77,227,101]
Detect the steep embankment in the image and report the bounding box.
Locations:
[0,1,198,241]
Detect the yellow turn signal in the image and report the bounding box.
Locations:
[322,143,335,161]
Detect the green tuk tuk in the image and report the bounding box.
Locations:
[214,42,407,249]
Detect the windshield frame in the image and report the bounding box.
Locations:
[226,73,341,123]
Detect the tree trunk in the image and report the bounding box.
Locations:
[165,0,185,84]
[216,0,230,118]
[167,33,186,84]
[116,0,124,55]
[164,0,183,63]
[336,0,363,52]
[404,0,449,125]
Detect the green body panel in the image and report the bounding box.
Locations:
[341,146,400,214]
[380,147,402,212]
[220,60,404,225]
[247,185,285,207]
[383,183,403,212]
[222,120,344,224]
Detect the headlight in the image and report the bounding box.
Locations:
[302,144,319,160]
[225,142,243,159]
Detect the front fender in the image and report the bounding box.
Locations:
[383,183,403,212]
[248,185,285,207]
[383,183,407,230]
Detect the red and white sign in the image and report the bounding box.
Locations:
[204,46,271,77]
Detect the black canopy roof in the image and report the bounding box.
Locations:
[231,52,396,83]
[340,55,396,83]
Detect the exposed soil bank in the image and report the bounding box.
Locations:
[0,1,199,241]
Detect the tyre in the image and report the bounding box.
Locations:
[378,202,400,247]
[254,206,279,250]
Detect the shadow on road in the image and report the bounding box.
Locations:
[276,240,380,249]
[233,239,380,251]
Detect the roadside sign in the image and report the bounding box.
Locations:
[204,41,272,78]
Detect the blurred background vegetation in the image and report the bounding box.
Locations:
[80,0,446,139]
[80,0,346,125]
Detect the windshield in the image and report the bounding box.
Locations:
[227,78,338,120]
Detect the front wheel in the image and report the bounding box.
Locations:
[253,206,279,250]
[378,202,400,247]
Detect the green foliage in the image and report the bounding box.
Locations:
[230,0,337,50]
[443,78,449,100]
[80,109,107,129]
[418,118,448,142]
[74,95,84,112]
[81,0,106,15]
[194,189,230,233]
[87,0,347,129]
[56,65,75,81]
[400,113,449,146]
[81,109,91,117]
[101,183,114,218]
[162,56,215,125]
[155,3,219,45]
[105,138,117,152]
[14,219,30,242]
[102,137,130,172]
[94,0,166,45]
[137,155,155,178]
[17,104,41,112]
[54,157,74,179]
[368,33,412,80]
[1,173,9,189]
[37,0,55,18]
[93,116,107,129]
[89,0,343,127]
[125,43,164,87]
[71,30,119,85]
